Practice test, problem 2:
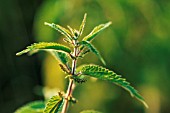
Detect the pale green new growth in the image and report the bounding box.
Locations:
[67,26,75,37]
[44,22,72,41]
[83,21,112,42]
[78,64,148,108]
[79,13,87,36]
[79,41,106,65]
[16,13,147,113]
[44,95,63,113]
[16,42,71,56]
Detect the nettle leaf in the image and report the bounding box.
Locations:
[67,26,80,39]
[79,64,148,108]
[78,49,90,58]
[79,41,106,65]
[44,22,72,41]
[83,21,112,42]
[15,101,45,113]
[49,51,69,65]
[67,25,75,37]
[79,13,87,36]
[59,64,71,74]
[80,110,102,113]
[16,42,71,56]
[44,95,63,113]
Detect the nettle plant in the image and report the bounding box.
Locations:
[16,14,148,113]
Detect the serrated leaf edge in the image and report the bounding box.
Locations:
[16,42,71,56]
[78,64,148,108]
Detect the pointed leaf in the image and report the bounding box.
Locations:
[67,25,80,39]
[83,21,112,42]
[79,41,106,65]
[44,95,63,113]
[79,13,87,36]
[16,42,71,56]
[79,49,90,58]
[79,64,148,108]
[67,25,74,37]
[15,101,45,113]
[80,110,102,113]
[49,51,69,65]
[59,64,71,74]
[44,22,72,40]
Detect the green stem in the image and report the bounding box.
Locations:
[61,40,78,113]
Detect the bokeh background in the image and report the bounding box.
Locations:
[0,0,170,113]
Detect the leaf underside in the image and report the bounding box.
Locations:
[49,51,69,65]
[79,41,105,65]
[44,95,63,113]
[78,64,148,108]
[16,42,71,56]
[83,21,112,42]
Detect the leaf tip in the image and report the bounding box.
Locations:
[84,13,87,17]
[139,99,148,108]
[16,49,29,56]
[107,21,112,26]
[101,59,106,65]
[44,22,50,26]
[134,92,149,108]
[16,52,20,56]
[143,101,149,108]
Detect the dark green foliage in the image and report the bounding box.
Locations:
[79,41,105,65]
[78,64,148,108]
[44,95,63,113]
[14,101,45,113]
[16,42,71,56]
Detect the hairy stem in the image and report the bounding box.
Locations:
[61,40,78,113]
[61,79,74,113]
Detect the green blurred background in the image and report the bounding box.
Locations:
[0,0,170,113]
